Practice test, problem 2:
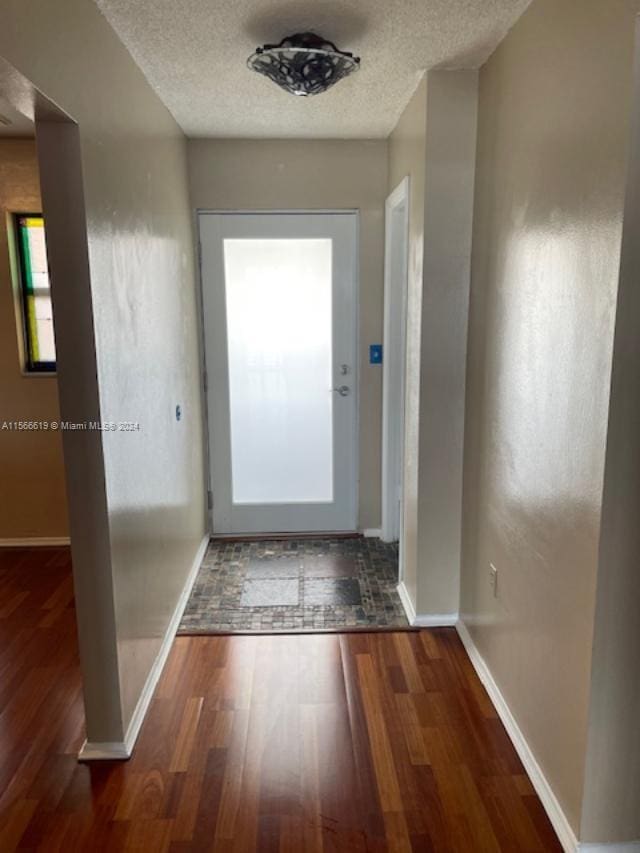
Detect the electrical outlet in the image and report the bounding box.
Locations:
[489,563,498,598]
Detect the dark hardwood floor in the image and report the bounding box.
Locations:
[0,547,562,851]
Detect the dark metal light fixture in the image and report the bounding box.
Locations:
[247,32,360,97]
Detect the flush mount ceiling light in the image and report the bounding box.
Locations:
[247,32,360,97]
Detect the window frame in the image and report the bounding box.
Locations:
[13,212,57,375]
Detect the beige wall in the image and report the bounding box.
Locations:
[417,72,477,616]
[388,72,477,618]
[0,0,206,744]
[580,15,640,843]
[461,0,639,835]
[188,139,388,531]
[388,78,427,608]
[0,138,68,539]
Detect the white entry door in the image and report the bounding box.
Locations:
[199,212,358,534]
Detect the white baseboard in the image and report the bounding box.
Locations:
[0,536,70,547]
[397,580,416,623]
[361,528,382,538]
[396,581,458,627]
[456,620,578,853]
[77,740,130,761]
[78,533,209,762]
[578,844,640,852]
[413,612,459,627]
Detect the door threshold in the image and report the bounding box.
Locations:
[178,625,417,637]
[209,531,361,542]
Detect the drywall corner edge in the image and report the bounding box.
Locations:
[78,534,210,762]
[397,580,416,624]
[398,580,458,627]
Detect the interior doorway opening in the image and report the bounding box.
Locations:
[0,57,124,753]
[187,208,410,633]
[0,103,70,546]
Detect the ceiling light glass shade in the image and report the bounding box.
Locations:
[247,32,360,96]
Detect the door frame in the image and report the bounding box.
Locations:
[196,208,360,536]
[381,179,410,571]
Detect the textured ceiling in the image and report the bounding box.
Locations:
[95,0,531,139]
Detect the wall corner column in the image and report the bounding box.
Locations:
[415,69,479,619]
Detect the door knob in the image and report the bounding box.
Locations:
[333,385,351,397]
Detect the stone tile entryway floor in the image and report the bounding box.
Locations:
[178,536,410,634]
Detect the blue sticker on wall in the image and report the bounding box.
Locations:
[369,344,383,364]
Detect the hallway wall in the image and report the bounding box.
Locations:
[388,72,477,620]
[188,138,388,531]
[0,138,68,540]
[580,14,640,842]
[416,71,477,617]
[461,0,639,835]
[0,0,206,746]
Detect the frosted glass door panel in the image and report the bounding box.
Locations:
[224,239,333,504]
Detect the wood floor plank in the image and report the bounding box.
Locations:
[125,817,173,852]
[394,693,429,766]
[299,703,324,853]
[169,697,204,773]
[393,633,425,694]
[356,653,404,814]
[0,591,30,620]
[0,547,564,852]
[212,709,250,842]
[0,798,37,852]
[209,709,234,749]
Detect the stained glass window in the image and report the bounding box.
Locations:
[15,214,56,372]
